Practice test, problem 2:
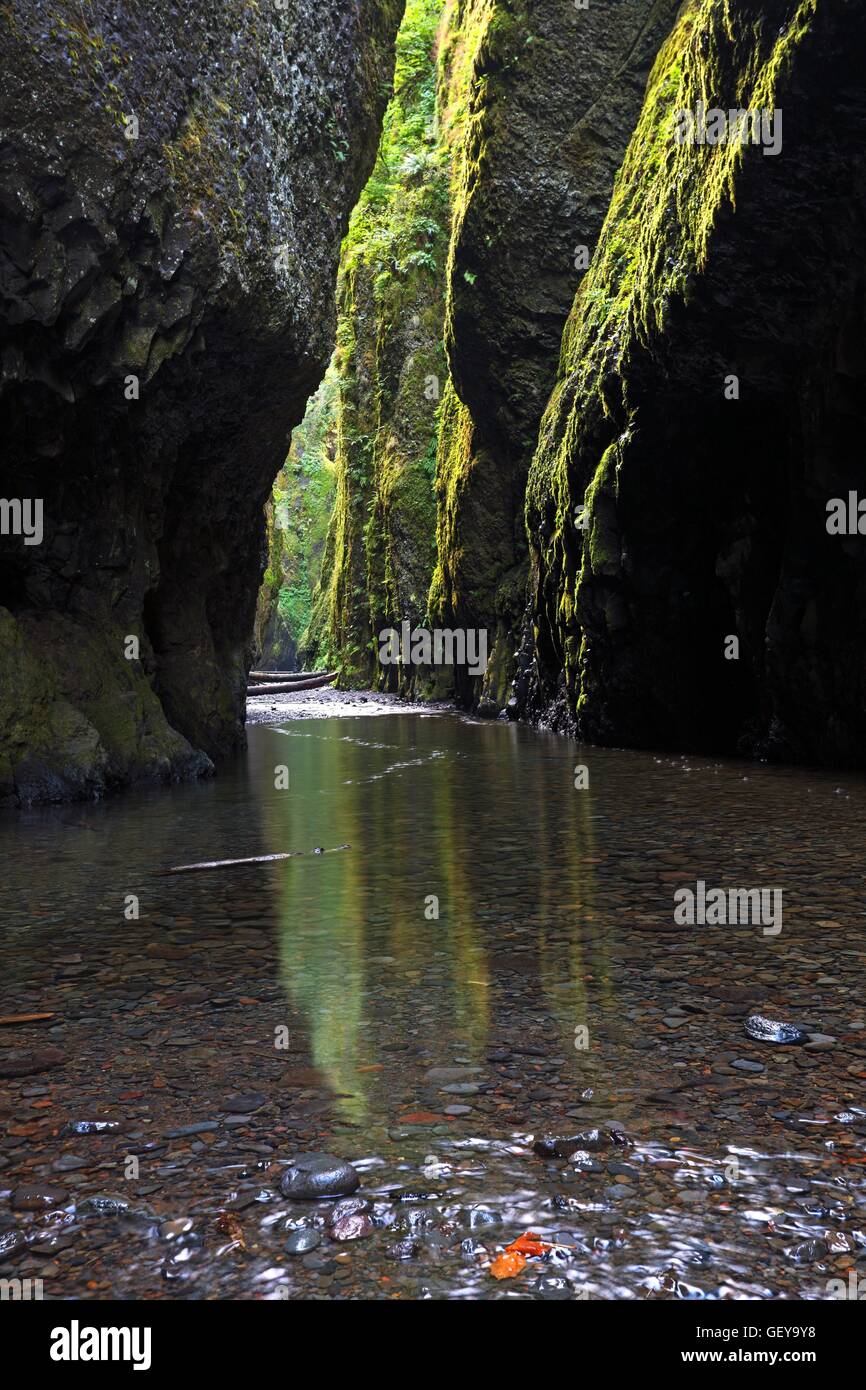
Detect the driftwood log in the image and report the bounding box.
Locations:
[246,671,338,696]
[164,844,351,874]
[248,669,330,682]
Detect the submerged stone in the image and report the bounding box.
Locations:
[285,1228,321,1256]
[331,1213,374,1242]
[11,1185,68,1211]
[533,1128,631,1159]
[278,1154,359,1201]
[744,1016,810,1046]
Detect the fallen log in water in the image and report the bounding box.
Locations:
[246,671,338,696]
[163,843,351,875]
[248,669,330,682]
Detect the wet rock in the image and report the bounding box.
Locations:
[424,1067,483,1084]
[59,1120,123,1137]
[732,1059,765,1074]
[222,1093,267,1114]
[533,1128,630,1159]
[76,1194,134,1216]
[462,1206,502,1231]
[791,1238,830,1264]
[11,1185,68,1211]
[744,1016,810,1046]
[0,1229,25,1257]
[278,1153,360,1200]
[534,1274,573,1299]
[461,1236,487,1256]
[286,1228,321,1255]
[805,1034,836,1050]
[52,1154,90,1172]
[608,1162,639,1179]
[386,1236,419,1261]
[328,1197,371,1225]
[566,1156,604,1174]
[226,1189,267,1212]
[165,1121,221,1139]
[331,1213,374,1242]
[0,1047,65,1078]
[0,0,406,806]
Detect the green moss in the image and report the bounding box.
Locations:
[0,606,206,804]
[299,0,450,691]
[427,378,473,626]
[526,0,819,711]
[255,366,340,667]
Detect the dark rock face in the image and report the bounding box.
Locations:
[525,0,866,763]
[430,0,681,710]
[0,0,403,804]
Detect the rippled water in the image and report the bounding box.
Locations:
[1,708,865,1299]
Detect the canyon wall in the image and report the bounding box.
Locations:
[6,0,863,805]
[252,369,338,673]
[429,0,681,711]
[302,0,448,692]
[307,0,681,703]
[525,0,866,762]
[314,0,866,769]
[0,0,403,805]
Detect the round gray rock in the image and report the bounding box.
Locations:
[286,1228,321,1255]
[279,1153,359,1200]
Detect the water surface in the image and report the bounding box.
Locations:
[1,709,864,1299]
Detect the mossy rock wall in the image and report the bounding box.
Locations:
[253,370,339,672]
[525,0,866,763]
[0,0,403,804]
[429,0,682,710]
[303,0,447,693]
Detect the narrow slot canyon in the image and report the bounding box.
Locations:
[1,0,865,1328]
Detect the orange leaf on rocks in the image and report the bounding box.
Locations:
[505,1231,553,1258]
[490,1249,527,1280]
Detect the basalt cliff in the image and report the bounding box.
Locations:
[307,0,866,763]
[0,0,402,805]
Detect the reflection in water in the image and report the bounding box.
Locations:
[262,717,605,1122]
